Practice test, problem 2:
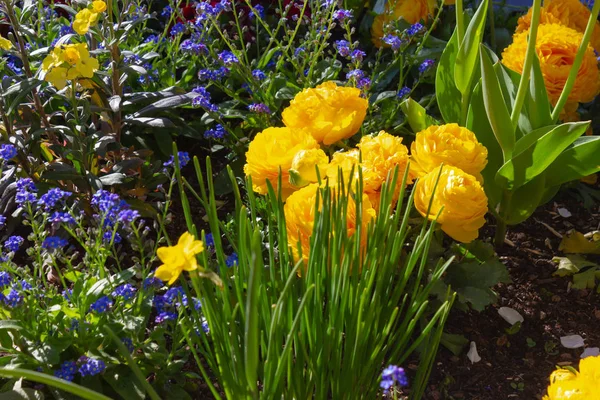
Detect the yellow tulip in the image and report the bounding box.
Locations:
[155,232,204,285]
[289,148,329,187]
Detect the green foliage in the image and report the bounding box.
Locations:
[175,156,455,399]
[436,0,600,246]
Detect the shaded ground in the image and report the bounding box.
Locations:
[426,186,600,399]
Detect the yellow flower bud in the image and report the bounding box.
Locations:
[289,148,329,187]
[414,166,488,243]
[91,0,107,13]
[410,123,488,182]
[502,24,600,105]
[244,127,319,199]
[282,81,368,145]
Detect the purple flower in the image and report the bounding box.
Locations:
[0,215,5,227]
[89,296,113,313]
[204,233,214,247]
[103,231,122,244]
[4,236,24,252]
[252,69,266,80]
[383,34,403,51]
[161,5,172,17]
[419,59,435,74]
[122,337,135,353]
[380,365,408,394]
[54,361,77,382]
[218,50,239,66]
[335,40,351,57]
[204,124,227,139]
[248,103,271,114]
[143,277,163,290]
[38,188,71,211]
[346,69,365,81]
[357,78,371,90]
[351,49,366,63]
[112,283,136,301]
[406,23,424,36]
[48,212,75,224]
[249,4,265,19]
[0,271,11,287]
[42,236,68,250]
[397,86,411,99]
[333,9,352,21]
[78,358,105,377]
[117,209,140,224]
[0,144,17,160]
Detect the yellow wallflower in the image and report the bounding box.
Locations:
[42,43,99,89]
[414,165,488,243]
[288,148,329,187]
[502,24,600,105]
[543,356,600,400]
[282,81,368,145]
[155,232,204,285]
[371,0,435,47]
[516,0,600,52]
[73,8,101,35]
[0,37,12,50]
[284,183,375,263]
[410,123,488,182]
[91,0,107,13]
[244,127,319,199]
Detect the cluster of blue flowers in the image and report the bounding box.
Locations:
[164,151,191,168]
[78,357,106,377]
[153,286,202,324]
[54,361,78,381]
[112,283,137,301]
[248,103,271,114]
[217,50,239,67]
[380,364,408,395]
[124,54,159,85]
[332,9,352,22]
[191,86,219,112]
[38,188,72,211]
[0,144,17,160]
[248,4,265,19]
[419,59,435,74]
[204,124,227,140]
[91,189,140,229]
[397,86,412,99]
[225,252,238,268]
[42,236,68,250]
[15,178,38,205]
[4,236,24,253]
[345,69,371,90]
[198,66,229,82]
[89,296,113,313]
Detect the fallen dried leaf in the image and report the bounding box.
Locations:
[559,230,600,254]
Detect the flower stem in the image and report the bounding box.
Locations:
[456,0,465,44]
[551,0,600,122]
[510,0,542,130]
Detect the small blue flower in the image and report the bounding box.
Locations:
[78,358,106,377]
[14,280,32,290]
[155,311,178,323]
[161,5,172,17]
[249,4,265,19]
[357,78,371,90]
[334,40,351,57]
[248,103,271,114]
[117,209,140,224]
[0,144,17,160]
[38,188,71,211]
[419,59,435,74]
[42,236,68,250]
[112,284,136,301]
[252,69,267,80]
[204,233,214,247]
[0,215,5,227]
[351,49,366,63]
[48,212,75,225]
[89,296,113,313]
[164,151,191,168]
[333,9,352,21]
[54,361,77,381]
[170,22,186,36]
[4,236,24,252]
[225,253,238,268]
[4,289,22,307]
[380,364,408,394]
[143,277,163,290]
[204,124,227,140]
[103,231,122,244]
[164,286,185,305]
[383,34,403,51]
[406,23,424,37]
[346,69,365,81]
[217,50,239,66]
[397,86,411,99]
[0,271,12,287]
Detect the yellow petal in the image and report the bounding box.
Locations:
[154,264,179,284]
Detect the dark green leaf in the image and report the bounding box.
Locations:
[544,136,600,188]
[455,0,489,94]
[435,30,462,123]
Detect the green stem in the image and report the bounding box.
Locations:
[510,0,541,129]
[456,0,465,44]
[494,190,512,248]
[551,0,600,122]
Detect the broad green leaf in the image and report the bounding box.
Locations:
[466,82,503,209]
[544,136,600,188]
[572,267,600,290]
[0,321,23,331]
[435,30,462,123]
[454,0,489,94]
[479,47,515,161]
[399,98,438,133]
[496,122,588,189]
[504,173,546,225]
[552,255,597,277]
[527,53,552,129]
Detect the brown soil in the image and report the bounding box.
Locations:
[425,185,600,400]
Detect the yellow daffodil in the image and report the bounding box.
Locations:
[155,232,204,285]
[0,37,12,51]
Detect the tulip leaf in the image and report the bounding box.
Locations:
[495,122,588,190]
[400,98,438,133]
[504,173,546,225]
[544,136,600,188]
[479,46,515,162]
[435,30,462,123]
[526,53,553,130]
[454,0,489,95]
[466,82,503,210]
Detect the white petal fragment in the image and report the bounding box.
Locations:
[581,347,600,358]
[561,335,585,349]
[558,208,572,218]
[467,341,481,364]
[498,307,524,325]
